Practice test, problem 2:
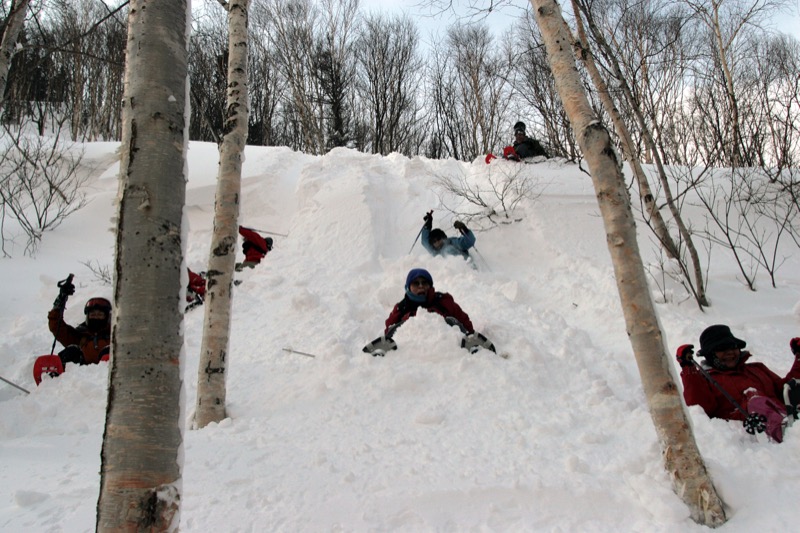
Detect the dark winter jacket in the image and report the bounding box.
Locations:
[384,288,474,336]
[421,226,476,259]
[238,226,270,264]
[681,351,800,421]
[513,136,548,159]
[47,308,111,365]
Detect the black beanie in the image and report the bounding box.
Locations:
[513,121,526,133]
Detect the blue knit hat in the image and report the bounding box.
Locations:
[405,268,433,289]
[405,268,433,303]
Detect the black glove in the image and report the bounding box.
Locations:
[53,274,75,309]
[790,337,800,356]
[423,210,433,230]
[58,275,75,296]
[453,220,467,234]
[676,344,695,368]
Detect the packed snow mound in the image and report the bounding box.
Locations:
[1,142,799,532]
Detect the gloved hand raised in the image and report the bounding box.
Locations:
[423,210,433,230]
[791,337,800,356]
[676,344,695,368]
[53,274,75,310]
[453,220,467,234]
[58,275,75,296]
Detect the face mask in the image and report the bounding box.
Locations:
[87,317,107,330]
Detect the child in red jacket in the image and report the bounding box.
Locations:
[677,324,800,442]
[363,268,494,356]
[236,226,273,271]
[384,268,474,336]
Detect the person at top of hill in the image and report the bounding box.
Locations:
[421,210,475,261]
[236,225,273,271]
[47,276,111,366]
[361,268,495,356]
[676,324,800,442]
[503,121,548,161]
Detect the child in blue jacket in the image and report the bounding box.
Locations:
[421,210,475,260]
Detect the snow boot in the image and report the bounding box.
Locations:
[362,336,398,357]
[784,379,800,420]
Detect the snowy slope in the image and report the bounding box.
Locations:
[1,142,799,532]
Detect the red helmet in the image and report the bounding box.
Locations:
[84,297,112,315]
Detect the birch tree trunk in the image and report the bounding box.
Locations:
[568,2,680,262]
[0,0,31,114]
[195,0,251,429]
[572,3,709,307]
[96,1,189,531]
[528,0,727,526]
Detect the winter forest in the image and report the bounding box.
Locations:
[2,0,799,165]
[2,0,800,530]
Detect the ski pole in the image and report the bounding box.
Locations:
[242,226,288,237]
[471,246,491,272]
[692,360,765,434]
[282,347,317,358]
[0,374,30,395]
[409,224,424,254]
[50,273,74,355]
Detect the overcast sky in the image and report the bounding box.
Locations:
[357,0,800,41]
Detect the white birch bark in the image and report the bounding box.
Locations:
[96,1,190,530]
[528,0,727,526]
[195,0,251,429]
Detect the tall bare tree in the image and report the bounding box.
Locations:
[354,12,423,155]
[188,14,229,143]
[0,0,31,114]
[264,0,325,152]
[314,0,358,150]
[96,0,189,530]
[529,0,726,525]
[572,0,710,307]
[428,22,512,160]
[681,0,791,167]
[510,14,577,160]
[248,6,284,146]
[569,1,680,260]
[195,0,251,429]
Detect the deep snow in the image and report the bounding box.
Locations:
[1,141,799,532]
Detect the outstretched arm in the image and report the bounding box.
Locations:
[384,302,406,335]
[420,226,436,255]
[453,229,476,251]
[437,293,474,334]
[47,308,80,348]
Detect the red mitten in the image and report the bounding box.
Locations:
[485,153,497,164]
[503,146,520,161]
[676,344,695,367]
